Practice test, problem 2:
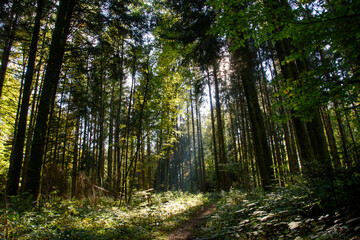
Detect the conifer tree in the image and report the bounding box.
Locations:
[23,0,77,198]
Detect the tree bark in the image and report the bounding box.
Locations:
[71,115,80,197]
[321,108,340,167]
[114,44,124,193]
[108,80,115,190]
[195,94,206,192]
[190,87,198,188]
[206,69,220,191]
[213,64,230,191]
[238,92,251,189]
[128,58,151,202]
[98,67,105,187]
[146,133,152,189]
[120,51,136,202]
[334,102,350,167]
[6,0,44,196]
[186,100,194,191]
[23,0,76,198]
[232,43,274,191]
[306,109,332,171]
[273,38,316,174]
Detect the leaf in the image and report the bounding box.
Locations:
[288,221,302,230]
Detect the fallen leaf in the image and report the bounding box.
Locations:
[288,221,302,230]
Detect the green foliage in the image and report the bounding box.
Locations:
[0,191,210,239]
[198,174,360,239]
[209,0,360,120]
[0,74,21,195]
[208,0,268,49]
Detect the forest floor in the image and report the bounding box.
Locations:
[194,182,360,240]
[2,175,360,240]
[1,191,213,240]
[165,203,216,240]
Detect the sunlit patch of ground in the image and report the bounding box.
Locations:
[197,188,360,240]
[1,191,211,239]
[165,204,216,240]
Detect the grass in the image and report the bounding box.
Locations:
[1,191,211,239]
[2,169,360,240]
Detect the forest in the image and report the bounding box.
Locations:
[0,0,359,239]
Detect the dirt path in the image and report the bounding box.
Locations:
[166,204,216,240]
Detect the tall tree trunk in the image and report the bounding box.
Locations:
[53,82,66,165]
[61,97,71,172]
[259,54,285,185]
[98,69,105,187]
[207,69,220,191]
[114,46,124,193]
[140,140,146,189]
[238,92,250,189]
[146,132,152,189]
[195,94,206,192]
[128,60,151,202]
[321,108,340,167]
[80,108,88,171]
[108,80,115,190]
[269,50,300,176]
[228,104,239,164]
[121,52,136,202]
[273,38,316,174]
[23,0,76,199]
[190,87,198,188]
[8,53,27,189]
[179,129,185,190]
[334,102,350,167]
[232,43,275,191]
[213,64,230,191]
[6,0,43,196]
[199,112,207,192]
[186,101,194,191]
[20,50,46,194]
[71,115,80,197]
[306,109,332,171]
[264,0,328,174]
[343,105,356,150]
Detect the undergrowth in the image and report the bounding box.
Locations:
[2,168,360,240]
[198,170,360,240]
[0,191,210,239]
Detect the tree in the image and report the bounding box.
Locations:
[212,64,231,190]
[208,0,340,175]
[6,0,44,196]
[206,68,220,191]
[23,0,77,198]
[231,40,275,190]
[0,0,19,99]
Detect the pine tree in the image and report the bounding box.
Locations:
[23,0,77,198]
